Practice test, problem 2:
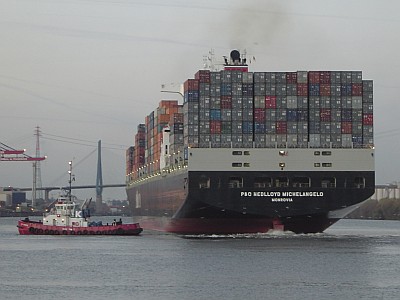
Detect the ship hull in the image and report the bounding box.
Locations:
[126,64,375,235]
[127,169,374,234]
[17,219,143,236]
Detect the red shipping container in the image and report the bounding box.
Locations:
[319,71,331,84]
[195,70,211,83]
[352,83,362,96]
[265,96,277,108]
[254,108,266,122]
[221,95,232,109]
[320,109,331,121]
[341,122,352,134]
[308,72,320,84]
[184,79,199,91]
[276,121,287,134]
[320,84,331,96]
[363,114,373,125]
[159,114,171,123]
[297,83,308,96]
[286,72,297,84]
[166,106,179,115]
[135,132,145,138]
[210,120,222,134]
[159,100,178,108]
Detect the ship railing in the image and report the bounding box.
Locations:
[193,141,374,149]
[128,160,188,185]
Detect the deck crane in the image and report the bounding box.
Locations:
[0,143,46,161]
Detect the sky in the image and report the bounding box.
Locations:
[1,0,400,201]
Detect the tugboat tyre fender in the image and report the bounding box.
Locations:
[49,230,54,234]
[54,230,60,235]
[44,229,49,234]
[38,229,43,234]
[96,231,101,235]
[77,231,82,235]
[83,230,88,235]
[62,230,68,235]
[29,227,34,233]
[117,228,124,235]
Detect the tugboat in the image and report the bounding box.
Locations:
[17,161,142,236]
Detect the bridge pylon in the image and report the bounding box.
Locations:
[95,140,103,214]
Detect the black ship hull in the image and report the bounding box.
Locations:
[127,169,375,234]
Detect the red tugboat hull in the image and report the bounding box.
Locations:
[17,219,143,236]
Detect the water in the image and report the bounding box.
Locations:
[1,218,399,300]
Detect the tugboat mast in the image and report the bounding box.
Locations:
[68,161,74,202]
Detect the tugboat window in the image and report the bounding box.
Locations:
[321,177,336,188]
[292,177,311,188]
[254,177,272,188]
[199,176,210,189]
[228,177,243,188]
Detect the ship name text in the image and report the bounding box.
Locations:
[241,191,324,197]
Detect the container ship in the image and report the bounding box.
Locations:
[126,50,375,234]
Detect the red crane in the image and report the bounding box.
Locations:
[0,143,46,161]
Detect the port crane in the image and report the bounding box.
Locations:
[0,143,46,161]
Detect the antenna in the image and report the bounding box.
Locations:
[203,48,219,71]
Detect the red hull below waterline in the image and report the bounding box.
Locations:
[17,220,143,236]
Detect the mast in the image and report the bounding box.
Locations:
[68,161,74,201]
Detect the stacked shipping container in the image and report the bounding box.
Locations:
[128,69,373,178]
[308,71,371,148]
[133,124,145,179]
[126,146,134,177]
[143,100,180,175]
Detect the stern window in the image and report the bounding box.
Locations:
[292,177,311,188]
[275,177,289,187]
[322,163,332,167]
[354,177,365,188]
[322,151,332,156]
[254,177,272,188]
[199,176,210,189]
[321,177,336,188]
[228,177,243,188]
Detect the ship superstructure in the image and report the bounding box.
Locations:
[126,50,374,234]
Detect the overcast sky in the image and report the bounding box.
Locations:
[1,0,400,200]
